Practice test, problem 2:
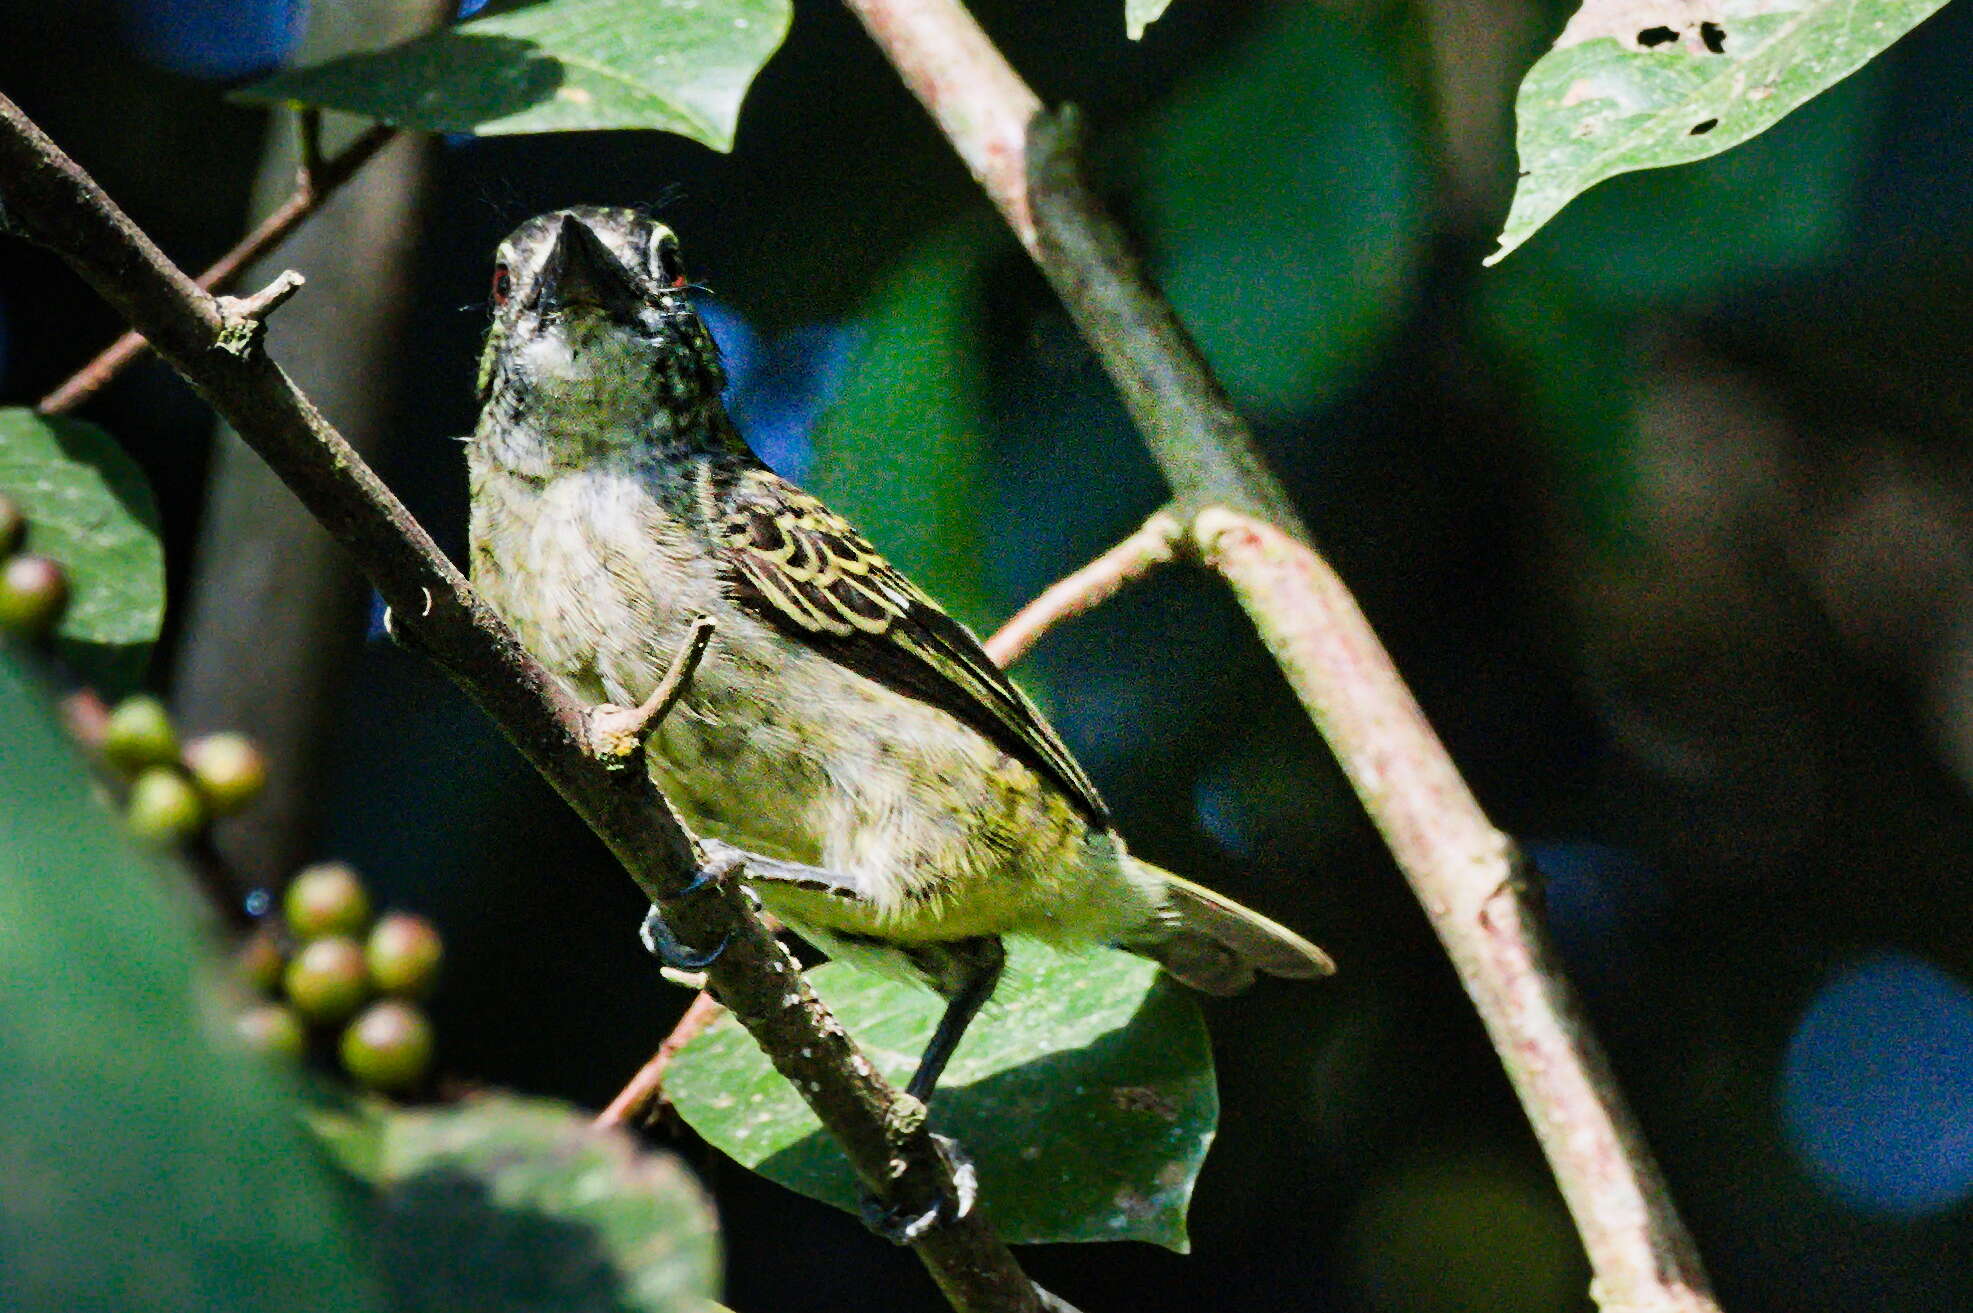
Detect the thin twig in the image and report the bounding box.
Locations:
[982,509,1181,669]
[840,3,1723,1310]
[589,615,716,762]
[0,93,1047,1313]
[595,990,726,1129]
[35,120,394,415]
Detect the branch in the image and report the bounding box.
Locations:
[982,508,1181,669]
[35,117,394,415]
[595,990,726,1129]
[0,94,1048,1313]
[840,4,1723,1310]
[1196,511,1717,1313]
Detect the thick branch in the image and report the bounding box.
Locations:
[840,4,1723,1310]
[1196,510,1717,1313]
[0,94,1043,1313]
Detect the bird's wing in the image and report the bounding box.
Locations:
[710,464,1108,825]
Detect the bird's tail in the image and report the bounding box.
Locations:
[1123,862,1335,996]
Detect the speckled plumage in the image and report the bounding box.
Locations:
[466,208,1330,1013]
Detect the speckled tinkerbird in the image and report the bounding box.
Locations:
[467,206,1334,1107]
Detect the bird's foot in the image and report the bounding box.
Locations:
[638,843,753,970]
[859,1133,977,1245]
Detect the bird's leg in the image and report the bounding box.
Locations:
[640,839,871,971]
[695,839,874,900]
[589,615,716,767]
[859,937,1002,1243]
[905,936,1006,1103]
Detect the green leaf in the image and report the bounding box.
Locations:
[238,0,792,149]
[1490,0,1950,265]
[666,941,1217,1251]
[1132,5,1427,416]
[1127,0,1174,40]
[806,225,997,628]
[0,653,385,1313]
[0,408,163,690]
[315,1093,722,1313]
[1496,63,1875,306]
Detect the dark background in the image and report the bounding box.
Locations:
[6,0,1973,1309]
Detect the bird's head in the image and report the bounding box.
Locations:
[476,207,727,450]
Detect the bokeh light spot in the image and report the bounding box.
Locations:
[1780,951,1973,1216]
[114,0,307,80]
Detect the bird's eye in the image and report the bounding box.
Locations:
[490,263,514,307]
[653,235,687,289]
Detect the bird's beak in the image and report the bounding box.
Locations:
[530,214,643,319]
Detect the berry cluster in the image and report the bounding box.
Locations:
[0,492,69,638]
[64,690,269,845]
[7,481,445,1097]
[236,861,442,1094]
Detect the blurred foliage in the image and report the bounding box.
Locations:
[1493,0,1951,262]
[0,653,384,1313]
[1474,64,1878,546]
[0,406,162,687]
[805,226,999,627]
[314,1094,722,1312]
[667,942,1215,1249]
[241,0,791,149]
[6,0,1973,1310]
[1129,3,1427,418]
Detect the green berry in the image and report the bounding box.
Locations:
[283,935,369,1024]
[0,493,24,556]
[366,912,443,998]
[183,732,268,816]
[339,1000,433,1093]
[235,928,286,994]
[235,1003,306,1060]
[125,766,206,845]
[103,695,180,775]
[283,862,372,940]
[0,553,68,638]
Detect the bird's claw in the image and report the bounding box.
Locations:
[858,1134,977,1245]
[638,845,752,970]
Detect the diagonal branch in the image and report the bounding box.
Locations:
[0,92,1047,1313]
[839,3,1723,1310]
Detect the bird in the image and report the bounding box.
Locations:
[465,206,1333,1108]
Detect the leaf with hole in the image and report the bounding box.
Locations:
[0,407,163,689]
[665,941,1217,1251]
[238,0,791,149]
[1490,0,1951,264]
[314,1093,722,1313]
